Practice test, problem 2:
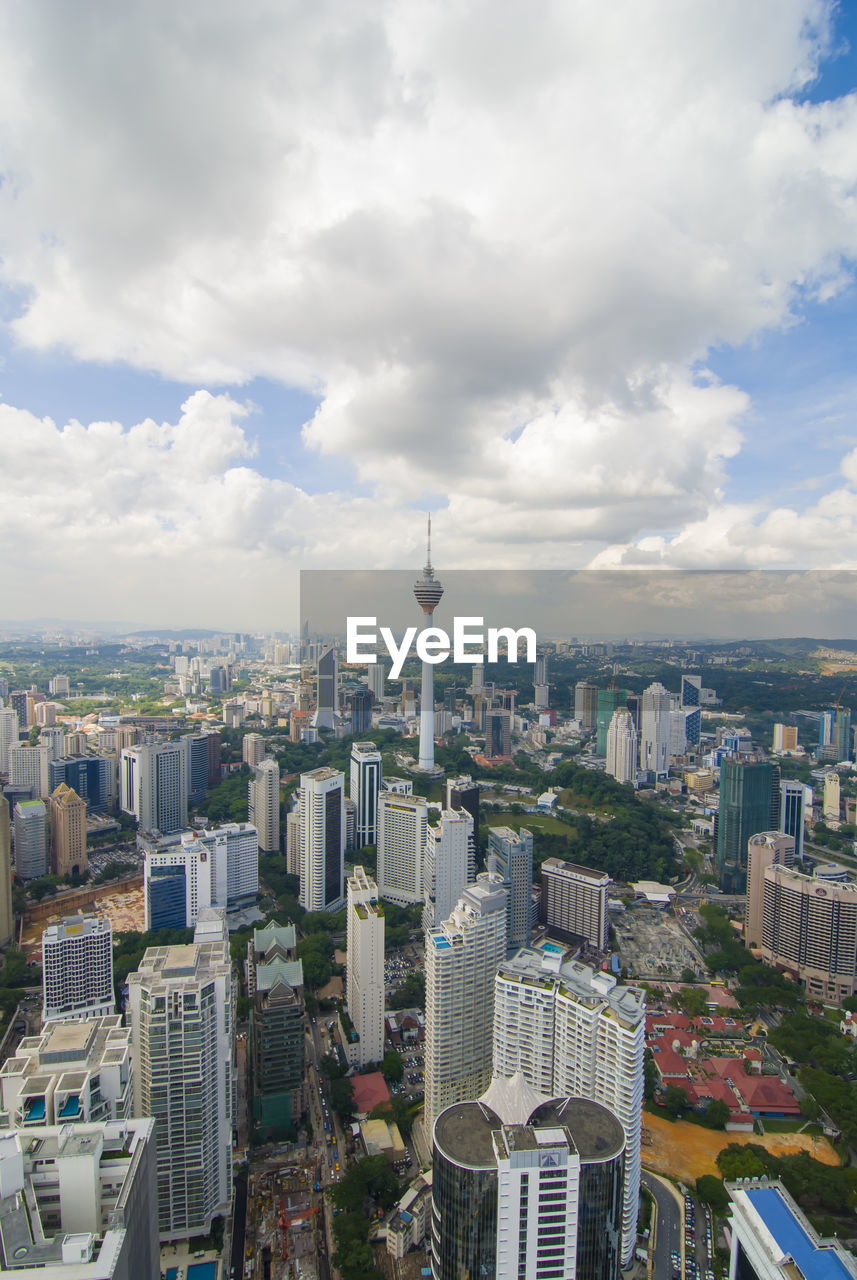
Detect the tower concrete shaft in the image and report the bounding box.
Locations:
[413,516,443,773]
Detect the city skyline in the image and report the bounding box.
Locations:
[1,5,857,629]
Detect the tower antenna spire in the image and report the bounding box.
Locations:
[426,513,432,573]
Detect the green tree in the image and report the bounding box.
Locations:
[381,1051,404,1083]
[695,1176,730,1216]
[699,1099,730,1130]
[662,1085,690,1120]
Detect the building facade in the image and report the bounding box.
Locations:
[42,916,114,1024]
[424,871,508,1132]
[13,799,48,880]
[422,808,474,932]
[298,767,345,912]
[349,741,382,849]
[247,923,305,1138]
[606,709,637,784]
[120,743,188,834]
[346,867,385,1067]
[539,858,610,951]
[488,826,533,953]
[377,791,428,904]
[248,757,280,855]
[48,783,87,878]
[716,757,776,894]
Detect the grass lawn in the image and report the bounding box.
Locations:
[484,810,572,836]
[759,1118,823,1134]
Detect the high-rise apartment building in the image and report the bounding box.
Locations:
[180,731,211,803]
[346,866,385,1067]
[42,916,114,1024]
[39,726,66,762]
[744,831,795,950]
[716,757,776,894]
[574,681,598,732]
[424,870,507,1132]
[0,1016,132,1127]
[350,741,382,849]
[539,858,610,950]
[349,688,374,734]
[431,1081,625,1280]
[488,826,533,952]
[422,808,474,931]
[285,810,301,877]
[298,767,345,911]
[779,779,807,860]
[492,950,645,1266]
[127,910,232,1241]
[9,745,50,798]
[247,923,304,1138]
[640,682,671,777]
[0,794,13,947]
[242,732,267,769]
[48,783,87,878]
[142,823,259,929]
[606,708,638,784]
[13,799,48,880]
[752,862,857,1002]
[0,707,20,774]
[377,790,428,904]
[120,743,188,834]
[824,769,841,821]
[248,757,280,855]
[0,1118,159,1279]
[596,688,624,756]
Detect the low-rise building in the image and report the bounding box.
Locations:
[0,1018,131,1129]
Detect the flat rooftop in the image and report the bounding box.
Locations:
[434,1095,624,1169]
[742,1185,857,1280]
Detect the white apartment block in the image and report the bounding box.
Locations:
[492,948,645,1267]
[0,707,19,774]
[0,1118,159,1279]
[42,916,114,1025]
[248,757,280,855]
[349,741,382,849]
[606,708,638,784]
[377,791,427,904]
[424,871,508,1133]
[0,1017,131,1129]
[346,867,385,1067]
[640,681,671,777]
[298,767,345,912]
[422,808,473,931]
[127,910,232,1241]
[9,745,50,797]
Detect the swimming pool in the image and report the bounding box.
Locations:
[165,1270,178,1280]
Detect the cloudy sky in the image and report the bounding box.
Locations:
[2,0,857,631]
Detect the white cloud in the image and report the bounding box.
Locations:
[1,1,857,620]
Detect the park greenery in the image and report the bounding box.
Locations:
[717,1143,857,1221]
[328,1155,401,1280]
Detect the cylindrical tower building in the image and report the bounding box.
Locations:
[431,1077,625,1280]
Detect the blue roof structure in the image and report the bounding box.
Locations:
[745,1186,853,1280]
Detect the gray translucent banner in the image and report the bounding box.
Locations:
[300,569,857,644]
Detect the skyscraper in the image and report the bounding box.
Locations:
[640,682,671,777]
[42,915,114,1024]
[349,688,374,734]
[424,870,507,1132]
[377,790,428,904]
[180,731,211,803]
[49,754,112,813]
[13,798,47,880]
[48,782,87,878]
[574,681,598,732]
[0,707,19,775]
[413,517,444,773]
[346,866,385,1067]
[744,831,795,950]
[431,1080,625,1280]
[242,732,267,768]
[142,823,259,928]
[298,766,345,911]
[485,708,511,759]
[492,950,645,1266]
[488,826,534,952]
[350,740,382,848]
[311,647,339,729]
[596,688,623,756]
[127,910,232,1241]
[248,756,280,854]
[367,661,386,702]
[8,745,50,797]
[120,742,188,834]
[606,708,638,784]
[0,793,13,948]
[422,808,474,931]
[716,757,776,894]
[248,923,305,1138]
[779,779,807,860]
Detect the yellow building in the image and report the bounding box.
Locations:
[48,783,88,878]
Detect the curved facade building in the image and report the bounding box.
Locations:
[431,1076,625,1280]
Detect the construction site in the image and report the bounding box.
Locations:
[244,1159,326,1280]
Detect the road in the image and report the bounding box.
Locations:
[229,1176,248,1280]
[643,1171,683,1279]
